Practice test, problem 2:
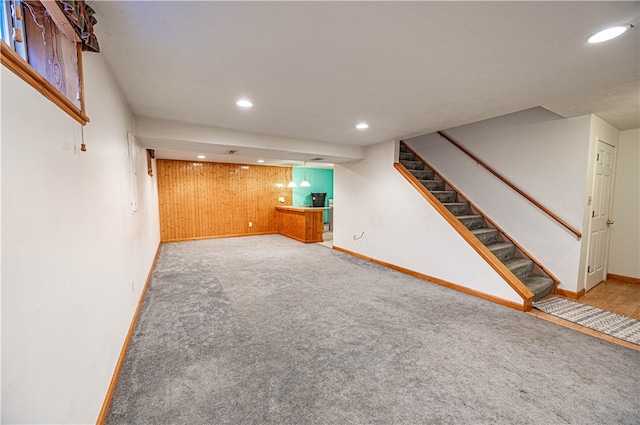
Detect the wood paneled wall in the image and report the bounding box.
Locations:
[157,160,292,241]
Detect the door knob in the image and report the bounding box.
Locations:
[606,219,614,225]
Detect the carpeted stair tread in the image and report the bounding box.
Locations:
[431,191,458,203]
[522,275,555,301]
[400,152,416,161]
[456,214,483,219]
[419,180,445,191]
[401,160,426,170]
[504,258,534,279]
[410,170,435,180]
[443,202,471,216]
[470,228,499,245]
[486,242,516,262]
[457,215,485,230]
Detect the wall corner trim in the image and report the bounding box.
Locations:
[95,243,162,424]
[332,245,527,312]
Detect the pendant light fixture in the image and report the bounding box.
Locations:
[300,161,311,187]
[287,161,298,188]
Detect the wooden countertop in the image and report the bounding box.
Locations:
[276,206,328,212]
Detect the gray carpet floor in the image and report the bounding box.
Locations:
[106,235,640,425]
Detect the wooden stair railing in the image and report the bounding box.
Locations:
[437,131,582,239]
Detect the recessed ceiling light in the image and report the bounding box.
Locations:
[236,99,253,108]
[356,122,369,130]
[257,159,265,163]
[197,155,206,159]
[587,25,632,43]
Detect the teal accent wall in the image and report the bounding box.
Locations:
[292,167,334,222]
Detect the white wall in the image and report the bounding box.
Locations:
[608,128,640,279]
[1,53,160,423]
[334,140,522,305]
[406,108,592,292]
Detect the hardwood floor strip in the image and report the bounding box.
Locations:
[580,278,640,320]
[528,308,640,352]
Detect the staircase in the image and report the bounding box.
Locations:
[398,142,556,302]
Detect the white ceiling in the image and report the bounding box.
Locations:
[92,1,639,164]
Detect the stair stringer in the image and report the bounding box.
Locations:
[394,162,535,311]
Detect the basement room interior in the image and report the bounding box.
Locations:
[1,1,639,424]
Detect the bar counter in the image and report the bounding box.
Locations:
[276,206,326,243]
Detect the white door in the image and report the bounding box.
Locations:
[586,140,616,291]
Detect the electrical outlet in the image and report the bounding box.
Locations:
[278,197,285,203]
[249,222,253,227]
